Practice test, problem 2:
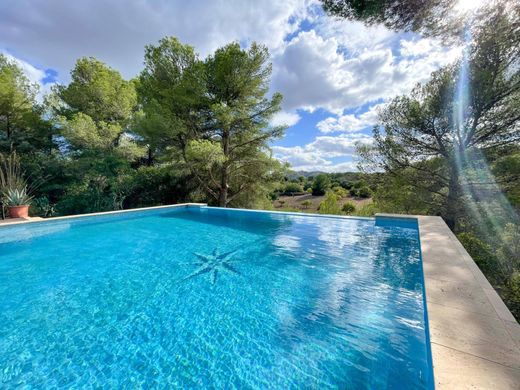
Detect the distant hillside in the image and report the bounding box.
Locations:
[287,171,327,179]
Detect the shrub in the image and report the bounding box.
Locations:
[283,182,303,195]
[332,186,349,198]
[301,199,312,209]
[504,272,520,320]
[342,202,356,215]
[318,191,341,215]
[458,232,504,284]
[356,186,372,198]
[312,174,331,196]
[32,196,56,217]
[354,202,379,217]
[497,223,520,275]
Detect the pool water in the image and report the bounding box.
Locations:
[0,206,433,389]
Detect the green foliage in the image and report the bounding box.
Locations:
[353,186,372,198]
[0,152,24,190]
[2,187,32,206]
[0,152,34,206]
[332,186,348,198]
[301,199,312,209]
[283,182,303,195]
[321,0,504,40]
[341,202,356,215]
[505,272,520,319]
[353,202,379,217]
[31,196,56,217]
[493,152,520,207]
[0,54,46,154]
[123,165,195,208]
[318,191,341,215]
[57,57,137,123]
[359,4,520,230]
[458,232,503,284]
[60,112,121,150]
[312,174,331,196]
[137,38,284,208]
[497,223,520,276]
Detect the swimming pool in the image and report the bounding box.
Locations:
[0,205,433,388]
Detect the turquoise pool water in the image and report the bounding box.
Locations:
[0,206,433,389]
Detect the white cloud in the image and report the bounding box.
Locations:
[272,25,461,114]
[0,0,312,80]
[273,133,372,172]
[317,103,386,133]
[270,111,301,127]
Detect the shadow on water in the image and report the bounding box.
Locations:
[161,207,296,236]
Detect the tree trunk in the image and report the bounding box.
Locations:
[146,146,153,166]
[218,129,230,207]
[444,159,460,230]
[6,114,13,152]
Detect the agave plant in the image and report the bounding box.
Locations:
[0,152,34,206]
[2,187,33,206]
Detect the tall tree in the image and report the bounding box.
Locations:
[52,58,143,214]
[137,39,285,207]
[0,54,42,153]
[55,57,141,156]
[359,3,520,228]
[195,42,284,206]
[136,37,205,165]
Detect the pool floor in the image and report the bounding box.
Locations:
[0,206,432,388]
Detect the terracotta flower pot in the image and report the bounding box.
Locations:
[8,205,30,219]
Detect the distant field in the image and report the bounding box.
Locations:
[273,194,372,213]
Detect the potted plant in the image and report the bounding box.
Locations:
[0,152,34,219]
[3,187,33,218]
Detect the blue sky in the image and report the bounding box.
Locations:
[0,0,460,172]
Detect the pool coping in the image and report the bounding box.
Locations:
[0,203,208,228]
[1,206,518,388]
[376,213,520,389]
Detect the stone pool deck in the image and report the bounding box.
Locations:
[0,216,43,225]
[2,206,518,388]
[378,214,520,389]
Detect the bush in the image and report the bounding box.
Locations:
[283,182,303,195]
[355,186,372,198]
[354,202,379,217]
[332,186,349,198]
[458,232,504,284]
[301,199,312,209]
[318,191,341,215]
[312,174,331,196]
[504,272,520,320]
[341,202,356,215]
[497,223,520,275]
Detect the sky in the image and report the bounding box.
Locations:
[0,0,461,172]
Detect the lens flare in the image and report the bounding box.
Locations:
[453,21,519,258]
[455,0,486,13]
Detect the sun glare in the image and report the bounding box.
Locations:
[455,0,486,13]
